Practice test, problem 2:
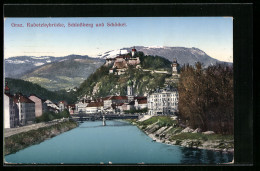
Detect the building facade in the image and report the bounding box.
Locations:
[86,101,104,114]
[29,94,47,117]
[147,86,179,115]
[4,93,19,128]
[58,101,68,112]
[13,93,35,126]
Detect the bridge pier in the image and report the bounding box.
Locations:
[103,116,106,126]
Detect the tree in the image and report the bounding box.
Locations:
[178,63,233,134]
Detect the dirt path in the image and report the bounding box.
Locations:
[4,120,67,138]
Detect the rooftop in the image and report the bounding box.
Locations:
[87,102,104,107]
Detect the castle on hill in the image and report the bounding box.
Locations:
[105,47,180,78]
[105,47,141,75]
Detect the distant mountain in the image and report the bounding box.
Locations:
[96,46,232,67]
[5,55,105,91]
[4,46,232,91]
[5,78,77,104]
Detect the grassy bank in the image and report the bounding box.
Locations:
[4,120,78,155]
[131,116,234,152]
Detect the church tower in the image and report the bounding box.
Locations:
[131,46,137,57]
[127,80,134,102]
[172,58,180,76]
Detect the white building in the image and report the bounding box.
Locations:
[86,101,104,114]
[4,93,19,128]
[147,86,179,115]
[44,100,59,113]
[13,93,35,126]
[75,99,91,113]
[134,97,148,110]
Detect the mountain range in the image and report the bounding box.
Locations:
[4,46,232,91]
[97,46,232,67]
[5,55,105,91]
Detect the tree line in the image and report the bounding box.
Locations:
[178,63,233,134]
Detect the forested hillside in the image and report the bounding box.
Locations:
[5,78,77,104]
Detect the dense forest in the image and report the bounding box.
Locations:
[178,63,233,134]
[5,78,77,104]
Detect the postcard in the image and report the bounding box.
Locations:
[3,15,236,165]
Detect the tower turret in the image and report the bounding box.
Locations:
[131,46,137,57]
[127,80,134,102]
[172,58,180,76]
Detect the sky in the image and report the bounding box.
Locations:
[4,17,233,62]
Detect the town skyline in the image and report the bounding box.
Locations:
[4,17,233,62]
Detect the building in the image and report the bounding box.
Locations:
[103,96,128,110]
[68,104,76,114]
[13,93,35,126]
[29,94,47,117]
[44,100,59,113]
[147,86,179,115]
[134,97,148,110]
[86,101,104,114]
[127,80,134,102]
[75,98,91,113]
[171,58,180,77]
[58,101,68,112]
[4,83,19,128]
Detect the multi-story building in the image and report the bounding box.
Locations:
[44,100,59,113]
[103,96,128,110]
[75,98,91,113]
[86,101,104,114]
[29,94,47,117]
[13,93,35,126]
[147,86,179,115]
[134,97,148,110]
[4,82,18,128]
[4,93,19,128]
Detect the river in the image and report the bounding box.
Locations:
[5,120,233,164]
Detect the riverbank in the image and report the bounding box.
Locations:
[4,120,78,156]
[126,116,234,153]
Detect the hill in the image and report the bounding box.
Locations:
[5,78,77,104]
[77,53,175,99]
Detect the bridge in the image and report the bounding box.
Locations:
[70,113,140,122]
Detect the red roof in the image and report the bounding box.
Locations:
[134,97,146,100]
[13,94,35,103]
[108,96,128,100]
[87,102,103,107]
[138,99,147,104]
[132,48,136,52]
[5,85,10,91]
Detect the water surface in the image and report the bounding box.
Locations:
[5,120,233,164]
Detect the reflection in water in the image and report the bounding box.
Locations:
[180,147,233,164]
